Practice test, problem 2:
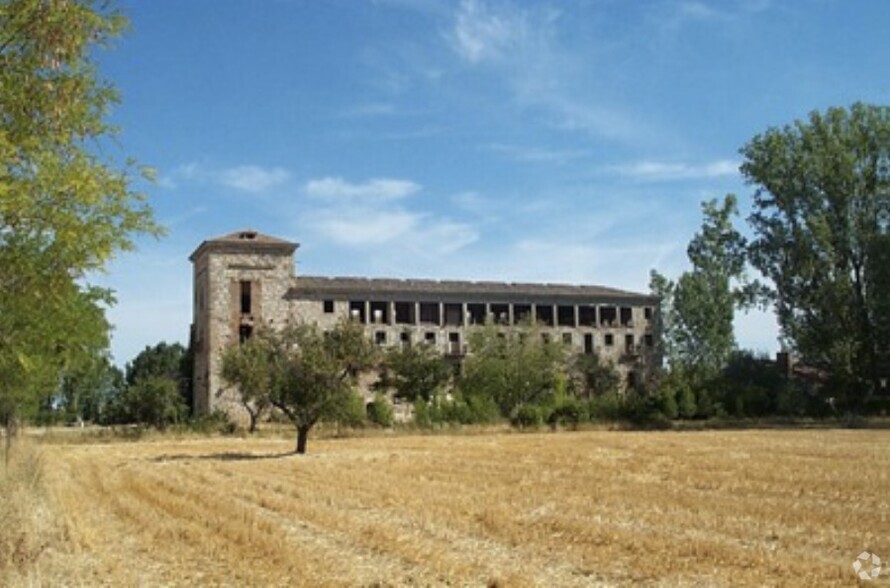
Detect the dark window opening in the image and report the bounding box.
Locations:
[535,304,554,327]
[395,301,415,325]
[513,304,532,325]
[444,303,463,326]
[644,307,653,320]
[490,303,509,324]
[600,306,617,327]
[323,299,335,314]
[424,331,436,344]
[562,333,572,345]
[349,300,366,323]
[605,333,614,347]
[620,307,633,327]
[625,334,635,353]
[584,334,594,354]
[238,324,253,343]
[466,303,486,325]
[375,331,386,346]
[557,305,575,327]
[419,302,440,325]
[370,301,389,324]
[400,331,411,346]
[448,332,461,354]
[644,334,654,347]
[627,371,637,389]
[578,306,596,327]
[240,280,252,314]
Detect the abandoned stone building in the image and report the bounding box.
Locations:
[190,230,661,419]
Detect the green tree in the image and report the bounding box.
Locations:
[220,333,274,433]
[57,354,124,425]
[117,376,186,430]
[107,342,189,429]
[650,195,752,375]
[571,353,620,399]
[378,342,452,403]
[460,324,567,417]
[0,0,160,446]
[266,320,377,454]
[741,104,888,401]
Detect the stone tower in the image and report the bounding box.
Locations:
[189,230,298,418]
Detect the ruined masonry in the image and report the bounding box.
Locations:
[190,230,661,420]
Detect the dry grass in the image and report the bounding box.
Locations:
[11,429,890,586]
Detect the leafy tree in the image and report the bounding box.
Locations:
[220,334,274,433]
[741,104,887,400]
[651,195,754,377]
[266,320,377,454]
[460,324,567,417]
[57,354,124,425]
[125,342,187,386]
[0,0,160,445]
[571,353,620,399]
[378,342,452,403]
[117,376,186,430]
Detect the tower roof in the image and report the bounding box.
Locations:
[189,229,299,261]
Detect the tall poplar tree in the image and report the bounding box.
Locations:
[0,0,160,446]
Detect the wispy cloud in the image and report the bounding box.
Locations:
[300,177,477,256]
[218,165,290,193]
[610,159,739,181]
[446,0,652,143]
[158,162,291,194]
[449,0,528,63]
[305,177,421,201]
[339,102,400,118]
[485,142,588,164]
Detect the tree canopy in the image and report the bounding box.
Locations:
[0,0,160,436]
[741,103,888,398]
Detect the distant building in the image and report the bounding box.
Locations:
[190,230,661,419]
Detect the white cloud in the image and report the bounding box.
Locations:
[339,102,400,118]
[447,1,652,143]
[450,0,526,63]
[305,177,421,201]
[158,162,291,194]
[485,143,588,164]
[301,176,477,256]
[312,209,419,246]
[611,159,739,181]
[219,165,290,193]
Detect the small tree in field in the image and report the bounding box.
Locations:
[267,320,377,454]
[220,334,274,433]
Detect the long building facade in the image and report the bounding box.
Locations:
[190,230,661,418]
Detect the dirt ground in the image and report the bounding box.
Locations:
[19,428,890,586]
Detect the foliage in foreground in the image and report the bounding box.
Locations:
[0,0,161,443]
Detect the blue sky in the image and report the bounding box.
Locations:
[93,0,889,365]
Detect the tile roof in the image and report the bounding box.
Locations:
[290,275,655,303]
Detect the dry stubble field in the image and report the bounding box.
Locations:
[15,429,890,586]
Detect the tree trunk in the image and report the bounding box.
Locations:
[295,424,310,454]
[248,410,258,434]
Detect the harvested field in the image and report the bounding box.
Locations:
[19,429,890,586]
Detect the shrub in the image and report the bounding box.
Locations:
[366,393,394,428]
[512,405,544,428]
[587,392,624,421]
[547,399,587,428]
